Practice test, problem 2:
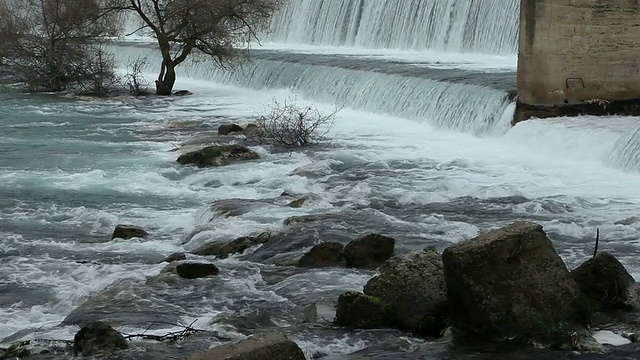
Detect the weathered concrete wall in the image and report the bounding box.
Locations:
[517,0,640,107]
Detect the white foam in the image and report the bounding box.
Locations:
[593,330,631,346]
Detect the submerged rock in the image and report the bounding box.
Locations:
[572,252,640,311]
[218,124,244,136]
[177,145,259,168]
[442,221,581,345]
[189,332,305,360]
[111,225,148,240]
[298,242,345,267]
[335,291,394,329]
[343,234,395,269]
[163,252,186,263]
[283,214,332,226]
[73,321,128,357]
[176,262,219,279]
[192,233,272,259]
[364,248,448,336]
[173,90,192,96]
[287,196,308,208]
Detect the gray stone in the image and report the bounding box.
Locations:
[218,124,244,135]
[73,321,128,357]
[442,221,581,344]
[163,252,186,263]
[298,242,344,268]
[177,145,259,168]
[192,233,272,259]
[188,332,305,360]
[111,225,148,240]
[176,262,219,279]
[335,291,394,329]
[572,252,640,311]
[343,234,395,269]
[364,248,448,336]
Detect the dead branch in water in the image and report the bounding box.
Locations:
[593,228,600,258]
[119,319,204,342]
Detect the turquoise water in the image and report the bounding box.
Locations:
[2,50,640,359]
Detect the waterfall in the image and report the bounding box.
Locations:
[112,45,513,135]
[267,0,520,55]
[609,124,640,172]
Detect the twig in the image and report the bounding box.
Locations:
[119,319,204,342]
[593,228,600,257]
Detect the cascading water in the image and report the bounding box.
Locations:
[267,0,520,54]
[609,123,640,171]
[113,46,514,135]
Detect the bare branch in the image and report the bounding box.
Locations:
[248,97,340,147]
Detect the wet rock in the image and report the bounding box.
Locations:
[189,332,305,360]
[614,216,640,226]
[298,242,345,268]
[218,124,244,136]
[301,303,318,323]
[343,234,395,269]
[73,321,128,357]
[442,221,581,345]
[177,145,259,168]
[572,252,640,311]
[335,291,394,329]
[287,196,308,208]
[163,252,186,263]
[111,225,148,240]
[2,340,31,358]
[176,262,219,279]
[173,90,192,96]
[192,234,270,259]
[364,248,448,336]
[283,214,332,226]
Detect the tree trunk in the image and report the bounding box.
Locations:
[156,60,176,95]
[155,39,177,96]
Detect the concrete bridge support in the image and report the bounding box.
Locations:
[515,0,640,122]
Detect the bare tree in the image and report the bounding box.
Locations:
[107,0,281,95]
[249,98,339,147]
[0,0,120,92]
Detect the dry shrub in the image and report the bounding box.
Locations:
[250,98,340,147]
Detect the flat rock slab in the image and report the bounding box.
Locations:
[189,333,305,360]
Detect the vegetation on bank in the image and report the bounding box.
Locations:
[0,0,338,146]
[0,0,281,95]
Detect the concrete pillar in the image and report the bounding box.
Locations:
[516,0,640,121]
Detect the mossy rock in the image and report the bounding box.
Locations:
[177,145,259,168]
[335,292,394,329]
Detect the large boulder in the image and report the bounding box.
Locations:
[442,221,581,344]
[335,291,394,329]
[189,332,305,360]
[572,252,640,311]
[111,225,148,240]
[363,248,448,336]
[73,321,128,357]
[177,145,259,168]
[192,233,272,259]
[176,262,219,279]
[298,242,344,267]
[343,234,395,269]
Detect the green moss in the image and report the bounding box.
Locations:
[368,295,394,312]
